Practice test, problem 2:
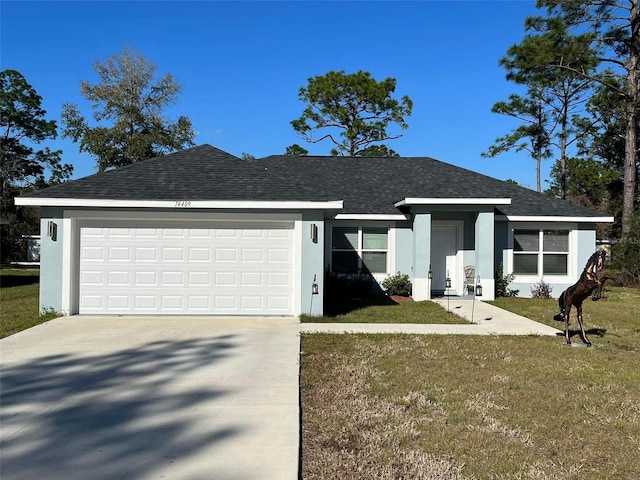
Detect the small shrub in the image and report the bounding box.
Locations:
[530,278,552,299]
[495,262,519,297]
[382,272,412,297]
[40,307,63,320]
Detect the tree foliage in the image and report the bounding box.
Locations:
[291,70,412,156]
[1,70,71,206]
[531,0,639,237]
[358,144,400,157]
[284,144,309,156]
[62,47,195,171]
[482,87,553,192]
[611,209,640,284]
[486,17,596,195]
[0,69,72,261]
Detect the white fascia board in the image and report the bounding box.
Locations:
[394,197,512,207]
[506,215,614,223]
[333,213,408,221]
[15,197,344,210]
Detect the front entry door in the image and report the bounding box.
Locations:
[431,225,458,295]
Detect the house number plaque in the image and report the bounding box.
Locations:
[174,200,192,207]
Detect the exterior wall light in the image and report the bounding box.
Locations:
[47,221,57,240]
[310,224,318,243]
[475,275,483,297]
[312,274,319,295]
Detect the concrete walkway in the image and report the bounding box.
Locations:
[300,299,562,336]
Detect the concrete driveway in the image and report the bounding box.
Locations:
[0,316,300,480]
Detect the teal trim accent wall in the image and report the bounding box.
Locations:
[474,210,494,281]
[301,212,325,316]
[39,208,64,313]
[495,220,509,272]
[394,220,414,276]
[577,224,597,267]
[413,213,432,278]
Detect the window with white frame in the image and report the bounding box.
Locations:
[513,229,569,276]
[331,226,388,274]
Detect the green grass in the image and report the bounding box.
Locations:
[302,297,468,324]
[0,269,59,338]
[301,286,640,479]
[490,286,640,349]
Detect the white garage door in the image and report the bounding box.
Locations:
[78,222,295,315]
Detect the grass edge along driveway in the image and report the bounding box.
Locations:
[0,269,59,339]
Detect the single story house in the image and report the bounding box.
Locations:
[16,144,613,316]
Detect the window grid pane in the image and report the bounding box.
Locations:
[514,230,539,252]
[543,230,569,252]
[363,228,388,250]
[514,254,538,275]
[543,254,568,275]
[362,252,387,274]
[332,251,359,274]
[332,227,358,250]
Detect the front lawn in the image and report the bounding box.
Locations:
[302,296,468,324]
[301,286,640,479]
[0,269,59,338]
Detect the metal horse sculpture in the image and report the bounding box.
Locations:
[553,250,613,346]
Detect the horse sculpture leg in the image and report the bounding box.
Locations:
[575,302,592,347]
[564,301,573,345]
[554,290,566,322]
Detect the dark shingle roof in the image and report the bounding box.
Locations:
[23,144,608,219]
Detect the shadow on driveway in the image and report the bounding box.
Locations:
[1,334,240,479]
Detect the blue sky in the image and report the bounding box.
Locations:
[2,0,547,188]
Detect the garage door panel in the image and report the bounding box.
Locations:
[107,271,130,285]
[241,248,263,262]
[267,296,289,311]
[79,223,294,315]
[108,295,130,310]
[268,248,290,263]
[162,247,184,261]
[82,246,104,261]
[188,271,211,286]
[135,247,158,261]
[189,248,210,261]
[135,296,157,310]
[241,272,263,286]
[215,271,237,286]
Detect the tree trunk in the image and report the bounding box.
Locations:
[560,108,568,200]
[622,82,638,237]
[622,0,639,237]
[536,152,542,192]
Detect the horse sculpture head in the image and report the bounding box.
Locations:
[584,249,606,280]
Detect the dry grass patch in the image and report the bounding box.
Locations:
[301,288,640,478]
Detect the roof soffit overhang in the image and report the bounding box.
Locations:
[14,197,345,211]
[394,197,512,208]
[499,214,615,223]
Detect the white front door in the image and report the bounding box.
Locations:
[78,221,295,315]
[431,225,459,294]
